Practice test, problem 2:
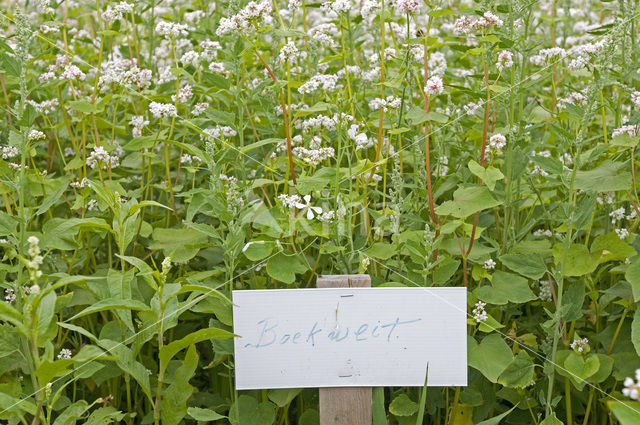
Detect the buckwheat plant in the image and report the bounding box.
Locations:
[0,0,640,423]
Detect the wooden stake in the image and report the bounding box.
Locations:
[317,274,372,425]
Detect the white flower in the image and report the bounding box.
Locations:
[425,76,443,96]
[610,207,626,223]
[394,0,420,14]
[155,21,190,38]
[632,91,640,109]
[57,348,72,359]
[483,259,496,270]
[616,228,630,240]
[489,133,506,153]
[149,102,177,119]
[472,301,488,323]
[570,337,589,353]
[496,50,514,71]
[294,195,323,220]
[464,101,482,115]
[192,103,209,116]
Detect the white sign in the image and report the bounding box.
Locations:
[232,287,467,389]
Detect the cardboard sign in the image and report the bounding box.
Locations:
[233,287,467,389]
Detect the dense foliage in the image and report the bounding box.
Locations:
[1,0,640,423]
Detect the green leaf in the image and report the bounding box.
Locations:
[149,228,208,263]
[364,242,396,260]
[266,252,309,284]
[573,160,631,192]
[468,160,504,191]
[611,133,640,147]
[563,351,600,382]
[632,308,640,357]
[161,344,199,425]
[243,241,275,261]
[435,186,502,218]
[591,232,636,263]
[187,407,226,421]
[608,401,640,425]
[229,395,276,425]
[499,253,546,280]
[553,243,600,277]
[159,327,234,373]
[83,406,126,425]
[69,100,102,114]
[36,359,73,385]
[539,412,563,425]
[405,107,448,125]
[69,298,150,321]
[123,136,156,151]
[0,54,21,77]
[36,291,57,342]
[36,177,71,215]
[476,271,537,305]
[468,334,513,383]
[476,405,518,425]
[389,394,418,417]
[498,351,534,388]
[626,258,640,301]
[268,388,302,407]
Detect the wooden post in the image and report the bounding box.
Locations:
[317,274,372,425]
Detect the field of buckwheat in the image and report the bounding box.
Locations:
[2,0,640,423]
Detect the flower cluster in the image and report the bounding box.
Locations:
[472,301,488,323]
[216,0,273,36]
[26,236,43,282]
[570,337,589,353]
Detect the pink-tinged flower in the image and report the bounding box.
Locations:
[425,76,444,96]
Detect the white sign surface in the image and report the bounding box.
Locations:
[232,287,467,389]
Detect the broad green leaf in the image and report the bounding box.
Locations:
[476,271,537,305]
[405,107,448,125]
[553,243,600,277]
[591,232,636,263]
[563,351,600,382]
[243,240,275,261]
[608,401,640,425]
[499,253,546,280]
[468,334,513,383]
[149,228,208,263]
[435,186,502,218]
[364,242,396,260]
[266,252,309,284]
[268,388,302,407]
[389,394,418,417]
[187,407,226,421]
[69,99,102,114]
[161,344,199,425]
[82,406,126,425]
[573,160,631,192]
[611,133,640,147]
[497,351,535,388]
[229,395,276,425]
[468,160,504,191]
